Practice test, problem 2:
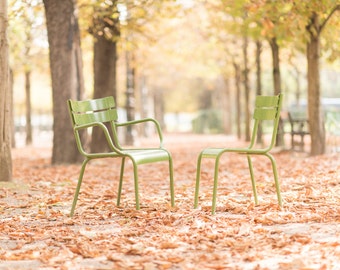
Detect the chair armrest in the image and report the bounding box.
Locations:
[116,118,164,147]
[74,122,124,155]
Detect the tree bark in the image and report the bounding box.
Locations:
[25,71,32,145]
[269,37,281,96]
[24,24,32,146]
[222,77,231,134]
[255,40,263,144]
[306,12,325,155]
[233,62,241,140]
[43,0,84,164]
[90,34,118,152]
[125,50,136,145]
[269,37,284,146]
[242,35,250,141]
[255,41,262,97]
[90,1,119,152]
[153,89,165,130]
[0,0,12,181]
[10,69,15,148]
[288,58,302,106]
[92,36,117,100]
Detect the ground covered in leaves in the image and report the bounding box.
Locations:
[1,133,340,269]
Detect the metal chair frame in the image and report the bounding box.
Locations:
[68,96,174,217]
[194,94,284,214]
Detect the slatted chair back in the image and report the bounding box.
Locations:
[69,96,118,125]
[68,96,121,152]
[248,94,283,151]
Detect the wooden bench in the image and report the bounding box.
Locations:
[287,110,310,151]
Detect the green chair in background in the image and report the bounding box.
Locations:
[194,94,284,214]
[67,96,175,217]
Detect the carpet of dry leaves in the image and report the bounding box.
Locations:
[1,133,340,269]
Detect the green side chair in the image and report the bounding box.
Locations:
[67,96,175,217]
[194,94,284,214]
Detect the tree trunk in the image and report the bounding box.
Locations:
[90,34,118,152]
[243,35,250,141]
[269,37,281,96]
[24,22,32,146]
[0,0,12,181]
[10,69,15,148]
[222,77,231,134]
[269,37,284,146]
[125,50,135,145]
[43,0,85,164]
[307,12,325,155]
[255,40,263,144]
[255,41,262,97]
[25,71,32,145]
[90,1,119,152]
[233,62,241,140]
[288,59,302,106]
[153,89,165,130]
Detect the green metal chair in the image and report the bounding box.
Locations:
[67,96,174,217]
[194,94,284,214]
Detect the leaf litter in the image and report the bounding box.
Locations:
[1,134,340,269]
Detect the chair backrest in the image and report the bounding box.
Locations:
[68,96,121,151]
[68,96,118,126]
[249,94,283,151]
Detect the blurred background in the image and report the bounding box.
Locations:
[8,0,340,150]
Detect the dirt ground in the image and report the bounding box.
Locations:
[1,133,340,269]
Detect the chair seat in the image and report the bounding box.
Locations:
[122,149,171,164]
[201,147,267,157]
[86,149,171,164]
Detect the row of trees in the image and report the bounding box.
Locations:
[1,0,339,182]
[202,0,339,154]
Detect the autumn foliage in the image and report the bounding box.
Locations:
[1,134,340,269]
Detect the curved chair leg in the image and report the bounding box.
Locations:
[70,158,90,217]
[247,155,259,205]
[117,157,126,206]
[194,153,203,209]
[132,160,140,210]
[266,153,283,207]
[168,157,175,207]
[211,155,221,215]
[211,156,220,215]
